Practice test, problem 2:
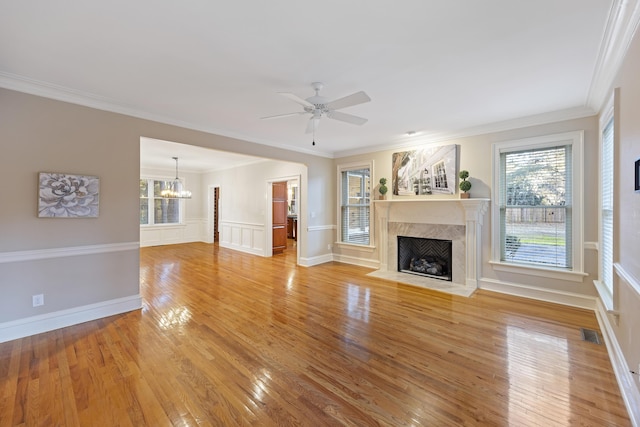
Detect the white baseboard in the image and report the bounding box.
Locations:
[595,299,640,427]
[298,253,334,267]
[0,295,142,343]
[333,253,380,269]
[479,277,597,310]
[218,242,264,257]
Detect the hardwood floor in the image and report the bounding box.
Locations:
[0,242,631,426]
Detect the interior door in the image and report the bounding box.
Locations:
[272,181,288,254]
[213,187,220,242]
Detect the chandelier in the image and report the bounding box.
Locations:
[161,157,192,199]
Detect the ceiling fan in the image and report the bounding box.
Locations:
[262,82,371,145]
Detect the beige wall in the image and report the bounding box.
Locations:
[1,43,638,411]
[0,90,142,325]
[0,88,334,329]
[334,115,600,296]
[609,21,640,395]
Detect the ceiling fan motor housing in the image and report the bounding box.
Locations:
[262,81,371,139]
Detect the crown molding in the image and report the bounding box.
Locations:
[587,0,640,112]
[0,72,334,159]
[335,105,596,158]
[4,0,639,162]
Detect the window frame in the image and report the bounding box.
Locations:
[336,161,374,248]
[140,176,186,227]
[594,91,617,310]
[490,131,586,282]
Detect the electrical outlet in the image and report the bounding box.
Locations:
[327,244,332,251]
[32,294,44,307]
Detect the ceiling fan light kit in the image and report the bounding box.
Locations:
[262,82,371,145]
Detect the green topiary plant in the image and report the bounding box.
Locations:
[379,177,388,199]
[459,170,471,198]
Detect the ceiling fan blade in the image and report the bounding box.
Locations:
[278,92,315,109]
[305,117,321,134]
[326,91,371,110]
[326,111,368,126]
[261,111,306,120]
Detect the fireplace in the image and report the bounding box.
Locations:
[397,236,452,281]
[368,199,489,297]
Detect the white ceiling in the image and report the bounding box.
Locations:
[140,137,265,172]
[1,1,635,165]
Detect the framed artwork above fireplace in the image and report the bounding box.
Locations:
[392,144,458,196]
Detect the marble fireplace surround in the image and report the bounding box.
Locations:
[369,199,489,297]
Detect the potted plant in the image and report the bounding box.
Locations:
[459,170,472,198]
[379,177,388,200]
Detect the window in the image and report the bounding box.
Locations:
[339,164,372,246]
[600,117,614,293]
[492,132,584,279]
[596,91,617,306]
[140,179,182,225]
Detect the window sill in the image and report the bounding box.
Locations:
[593,279,615,312]
[489,260,588,283]
[335,242,376,253]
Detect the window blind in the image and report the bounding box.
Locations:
[601,119,614,291]
[341,168,370,245]
[500,145,572,268]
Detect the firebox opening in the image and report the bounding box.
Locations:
[397,236,452,281]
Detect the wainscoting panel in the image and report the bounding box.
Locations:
[219,221,264,256]
[140,219,207,247]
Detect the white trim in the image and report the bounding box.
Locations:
[597,89,617,305]
[219,221,265,256]
[218,242,264,257]
[594,280,616,313]
[337,160,375,247]
[4,0,640,163]
[587,0,640,112]
[479,277,597,310]
[373,198,488,291]
[334,242,376,253]
[335,106,596,158]
[220,220,263,227]
[595,299,640,427]
[265,175,302,260]
[491,131,585,276]
[489,260,588,283]
[615,263,640,298]
[307,225,336,232]
[0,295,142,343]
[298,253,333,267]
[584,241,599,251]
[333,254,380,269]
[140,218,207,247]
[0,72,332,159]
[0,242,139,264]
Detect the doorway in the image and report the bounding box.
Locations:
[212,187,220,242]
[266,176,300,261]
[272,181,288,254]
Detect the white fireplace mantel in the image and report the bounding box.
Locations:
[372,198,490,296]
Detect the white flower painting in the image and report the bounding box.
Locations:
[38,172,100,218]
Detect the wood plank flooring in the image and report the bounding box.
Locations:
[0,242,631,426]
